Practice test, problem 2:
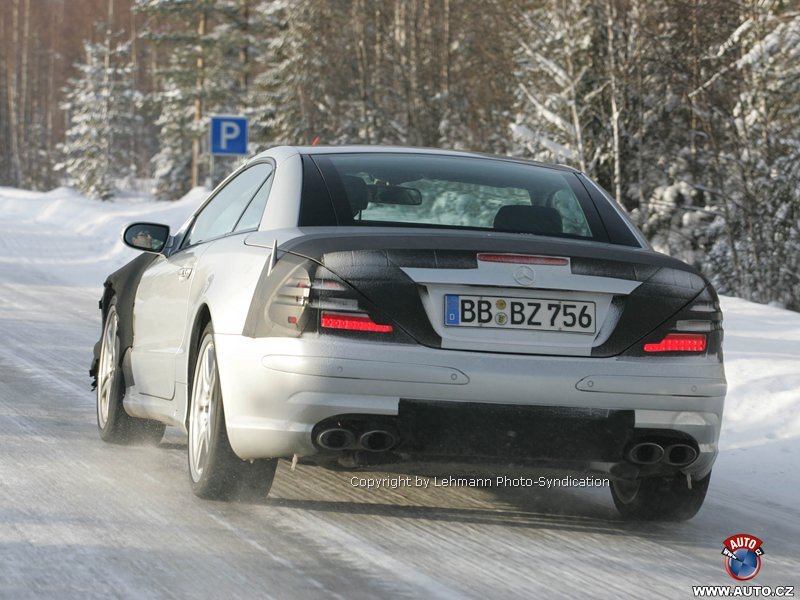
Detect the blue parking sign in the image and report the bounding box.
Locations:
[210,115,248,155]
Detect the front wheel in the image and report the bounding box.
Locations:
[188,324,277,500]
[96,299,165,445]
[611,472,711,521]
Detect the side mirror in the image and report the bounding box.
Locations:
[123,222,170,253]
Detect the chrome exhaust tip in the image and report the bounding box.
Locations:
[316,428,356,450]
[626,442,665,465]
[664,443,698,467]
[358,430,398,452]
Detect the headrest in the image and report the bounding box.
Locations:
[341,175,369,216]
[493,205,563,235]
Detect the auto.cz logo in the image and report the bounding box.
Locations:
[722,534,765,581]
[690,534,794,596]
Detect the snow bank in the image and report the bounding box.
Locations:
[0,185,206,289]
[712,297,800,505]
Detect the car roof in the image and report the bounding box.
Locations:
[249,145,580,174]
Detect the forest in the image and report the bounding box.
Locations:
[0,0,798,310]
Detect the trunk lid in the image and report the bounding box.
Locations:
[249,228,708,357]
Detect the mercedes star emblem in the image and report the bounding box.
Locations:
[512,265,536,286]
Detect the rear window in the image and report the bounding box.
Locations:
[303,153,610,243]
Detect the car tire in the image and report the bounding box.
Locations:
[96,298,166,445]
[188,323,278,500]
[611,472,711,521]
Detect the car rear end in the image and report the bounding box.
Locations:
[215,149,725,494]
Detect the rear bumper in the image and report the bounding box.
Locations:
[214,334,726,479]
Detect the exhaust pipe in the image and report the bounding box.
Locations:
[316,428,355,450]
[626,442,665,465]
[358,430,398,452]
[664,443,698,467]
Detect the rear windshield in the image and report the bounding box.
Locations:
[303,153,610,243]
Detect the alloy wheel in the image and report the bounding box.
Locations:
[189,335,217,483]
[97,308,119,429]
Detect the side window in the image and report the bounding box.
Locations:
[234,172,274,232]
[184,163,272,247]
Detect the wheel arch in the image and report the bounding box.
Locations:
[91,254,160,389]
[185,303,213,429]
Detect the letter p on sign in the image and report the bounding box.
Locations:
[211,116,248,155]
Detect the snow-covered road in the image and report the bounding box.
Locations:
[0,188,798,598]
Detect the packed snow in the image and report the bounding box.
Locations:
[0,185,207,287]
[0,184,797,508]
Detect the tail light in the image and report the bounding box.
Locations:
[321,312,393,333]
[629,286,722,357]
[644,333,707,353]
[243,253,408,341]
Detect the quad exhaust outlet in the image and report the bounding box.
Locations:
[626,442,665,465]
[358,430,398,452]
[664,443,698,467]
[626,441,698,467]
[315,426,399,452]
[316,428,356,450]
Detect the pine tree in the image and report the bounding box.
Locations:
[56,38,138,200]
[136,0,254,192]
[248,0,340,147]
[151,74,193,200]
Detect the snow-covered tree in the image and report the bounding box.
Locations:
[247,1,348,147]
[511,0,606,173]
[696,3,800,309]
[137,0,271,191]
[57,38,139,200]
[249,0,514,152]
[250,0,330,147]
[151,75,194,200]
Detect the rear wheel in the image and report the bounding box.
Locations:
[188,324,277,500]
[611,472,711,521]
[96,299,165,445]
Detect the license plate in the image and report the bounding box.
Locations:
[444,294,596,333]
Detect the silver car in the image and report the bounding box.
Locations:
[90,146,726,520]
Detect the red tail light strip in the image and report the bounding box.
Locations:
[644,333,707,353]
[477,253,569,266]
[321,312,393,333]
